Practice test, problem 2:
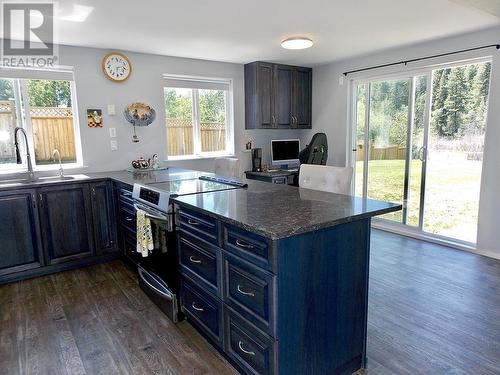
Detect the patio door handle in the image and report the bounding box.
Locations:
[418,146,426,162]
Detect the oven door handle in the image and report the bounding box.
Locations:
[133,203,169,222]
[138,268,174,301]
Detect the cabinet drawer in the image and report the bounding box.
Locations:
[178,208,218,244]
[119,187,133,200]
[179,233,219,294]
[119,198,134,213]
[181,277,222,345]
[120,207,136,232]
[224,253,275,336]
[224,308,276,375]
[223,224,273,271]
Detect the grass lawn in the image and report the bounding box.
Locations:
[355,154,482,243]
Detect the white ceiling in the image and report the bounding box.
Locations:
[5,0,500,66]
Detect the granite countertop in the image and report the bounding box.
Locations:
[0,168,401,240]
[88,168,212,186]
[173,181,402,240]
[0,168,210,191]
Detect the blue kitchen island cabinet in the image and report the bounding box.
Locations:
[173,182,401,375]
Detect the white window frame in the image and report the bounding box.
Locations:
[0,68,83,173]
[163,74,234,160]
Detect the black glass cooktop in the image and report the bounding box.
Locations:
[147,178,241,197]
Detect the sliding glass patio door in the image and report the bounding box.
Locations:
[354,75,427,225]
[352,60,491,245]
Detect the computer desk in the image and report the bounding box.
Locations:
[244,169,299,186]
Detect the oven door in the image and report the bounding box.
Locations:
[138,266,179,323]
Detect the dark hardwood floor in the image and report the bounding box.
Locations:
[1,230,499,375]
[359,230,500,375]
[0,260,237,375]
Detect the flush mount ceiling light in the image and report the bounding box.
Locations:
[281,37,314,50]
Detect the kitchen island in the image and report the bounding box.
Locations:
[0,168,400,375]
[172,180,400,375]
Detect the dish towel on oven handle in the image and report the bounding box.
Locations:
[154,223,169,253]
[136,209,154,257]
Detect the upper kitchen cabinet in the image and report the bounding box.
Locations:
[245,62,312,129]
[293,67,313,128]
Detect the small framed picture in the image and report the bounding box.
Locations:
[87,109,103,128]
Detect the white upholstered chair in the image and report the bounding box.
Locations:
[214,157,241,178]
[298,164,353,195]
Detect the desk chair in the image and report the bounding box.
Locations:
[214,157,240,178]
[299,164,352,194]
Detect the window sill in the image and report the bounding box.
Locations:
[166,153,236,162]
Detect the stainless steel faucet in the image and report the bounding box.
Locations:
[14,127,35,181]
[52,149,64,178]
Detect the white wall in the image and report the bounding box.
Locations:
[57,45,308,175]
[308,26,500,258]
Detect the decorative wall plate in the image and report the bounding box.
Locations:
[124,102,156,127]
[124,102,156,143]
[102,52,132,82]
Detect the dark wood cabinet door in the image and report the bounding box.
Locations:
[91,181,117,254]
[0,189,43,276]
[39,183,94,264]
[274,65,293,128]
[257,62,274,128]
[293,67,312,128]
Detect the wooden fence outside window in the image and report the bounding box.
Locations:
[166,118,226,156]
[0,101,76,164]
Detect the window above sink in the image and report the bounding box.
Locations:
[0,68,83,174]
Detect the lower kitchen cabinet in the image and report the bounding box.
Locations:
[0,189,43,276]
[38,183,95,264]
[175,202,371,375]
[0,180,121,284]
[91,181,117,254]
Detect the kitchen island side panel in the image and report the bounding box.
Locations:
[276,218,371,375]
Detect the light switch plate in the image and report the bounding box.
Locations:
[107,104,116,115]
[110,140,118,151]
[109,127,116,138]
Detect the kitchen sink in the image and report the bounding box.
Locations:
[0,174,90,188]
[37,174,90,183]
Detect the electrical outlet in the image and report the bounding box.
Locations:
[107,104,116,115]
[109,128,116,138]
[110,140,118,151]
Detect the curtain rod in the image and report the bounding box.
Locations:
[342,44,499,76]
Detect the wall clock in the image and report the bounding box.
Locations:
[102,52,132,82]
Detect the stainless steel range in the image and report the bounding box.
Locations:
[130,175,245,322]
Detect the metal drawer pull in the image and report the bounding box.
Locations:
[237,285,255,297]
[125,217,133,222]
[189,256,202,264]
[191,302,204,312]
[188,219,200,226]
[238,341,255,356]
[236,239,254,249]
